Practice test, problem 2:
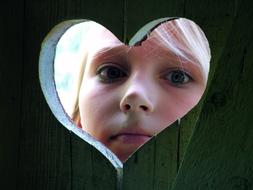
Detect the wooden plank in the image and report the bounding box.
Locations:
[123,1,184,189]
[172,0,253,189]
[17,0,124,189]
[71,134,120,190]
[123,0,184,190]
[179,0,236,165]
[17,13,72,188]
[123,123,179,190]
[125,0,184,42]
[68,1,124,189]
[124,1,237,189]
[0,1,24,190]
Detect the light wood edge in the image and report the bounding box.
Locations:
[38,19,123,172]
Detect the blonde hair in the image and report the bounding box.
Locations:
[151,18,211,82]
[69,18,211,125]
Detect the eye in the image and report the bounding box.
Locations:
[164,70,191,86]
[96,64,128,83]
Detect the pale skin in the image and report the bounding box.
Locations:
[78,22,206,162]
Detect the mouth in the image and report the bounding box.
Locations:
[110,133,152,144]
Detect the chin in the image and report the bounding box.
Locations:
[116,151,133,163]
[110,143,143,163]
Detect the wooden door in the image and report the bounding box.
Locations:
[1,0,252,189]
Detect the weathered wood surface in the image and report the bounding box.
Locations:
[1,0,253,190]
[123,123,179,190]
[0,1,24,190]
[122,0,237,189]
[178,0,236,165]
[16,0,123,190]
[122,2,183,189]
[172,0,253,189]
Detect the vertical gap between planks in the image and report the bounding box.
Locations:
[16,0,25,189]
[177,123,180,172]
[183,0,186,17]
[152,140,157,190]
[234,0,238,17]
[120,1,127,189]
[91,148,94,188]
[70,134,73,190]
[123,0,127,43]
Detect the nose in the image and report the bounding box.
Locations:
[120,78,155,113]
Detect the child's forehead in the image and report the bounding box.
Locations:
[86,32,122,53]
[85,20,181,52]
[87,42,177,65]
[85,20,200,67]
[88,41,192,66]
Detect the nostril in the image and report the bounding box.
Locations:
[122,104,149,112]
[140,105,148,111]
[125,104,131,110]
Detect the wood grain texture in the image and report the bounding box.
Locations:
[124,0,184,42]
[123,1,235,189]
[123,123,179,190]
[71,134,120,190]
[17,0,124,189]
[172,0,253,189]
[123,2,184,189]
[0,1,24,190]
[179,0,236,165]
[2,0,253,189]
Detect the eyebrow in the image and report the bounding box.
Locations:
[88,45,129,71]
[156,45,204,80]
[156,42,201,68]
[94,44,128,58]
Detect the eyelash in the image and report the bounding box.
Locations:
[96,64,128,83]
[162,69,192,86]
[96,64,192,86]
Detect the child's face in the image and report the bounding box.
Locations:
[78,23,206,162]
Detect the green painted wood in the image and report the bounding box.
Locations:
[71,134,120,190]
[39,19,123,189]
[69,1,124,189]
[124,0,185,42]
[123,2,184,189]
[2,0,252,189]
[17,15,72,190]
[172,0,253,189]
[123,1,242,189]
[17,0,124,189]
[178,0,236,165]
[0,1,24,190]
[123,123,179,190]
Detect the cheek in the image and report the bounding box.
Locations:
[78,79,121,139]
[158,85,205,125]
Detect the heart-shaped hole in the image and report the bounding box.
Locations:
[39,18,211,164]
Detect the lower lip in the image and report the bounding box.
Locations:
[113,134,151,144]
